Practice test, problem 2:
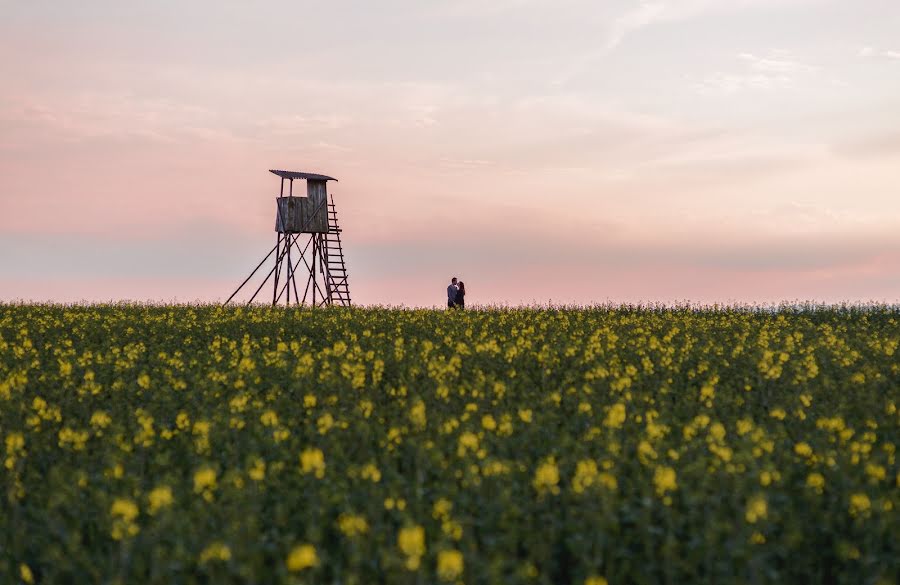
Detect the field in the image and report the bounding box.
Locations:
[1,304,898,584]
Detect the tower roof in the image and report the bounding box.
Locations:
[269,169,338,182]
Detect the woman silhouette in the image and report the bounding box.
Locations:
[454,281,466,309]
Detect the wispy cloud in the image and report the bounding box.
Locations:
[606,0,825,51]
[858,46,900,60]
[606,1,668,50]
[737,51,816,73]
[694,50,815,94]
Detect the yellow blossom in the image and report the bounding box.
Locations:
[20,564,34,584]
[745,495,767,523]
[360,462,381,482]
[849,493,871,517]
[398,525,426,570]
[437,549,464,581]
[194,467,217,494]
[653,466,677,497]
[409,400,427,429]
[286,544,318,572]
[317,413,335,435]
[110,498,140,540]
[260,410,279,427]
[806,472,825,493]
[794,442,813,458]
[147,485,173,514]
[300,448,326,478]
[337,513,369,537]
[481,414,497,431]
[533,457,560,496]
[604,403,627,428]
[572,459,599,494]
[199,542,231,563]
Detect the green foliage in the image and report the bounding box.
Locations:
[0,304,898,584]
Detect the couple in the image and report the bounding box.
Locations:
[446,277,466,309]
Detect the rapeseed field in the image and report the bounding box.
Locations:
[1,304,897,584]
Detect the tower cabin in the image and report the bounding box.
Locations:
[271,169,337,234]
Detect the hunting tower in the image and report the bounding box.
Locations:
[225,170,351,306]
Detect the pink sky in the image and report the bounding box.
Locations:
[2,1,899,306]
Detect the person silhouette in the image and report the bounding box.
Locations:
[454,281,466,309]
[447,277,458,309]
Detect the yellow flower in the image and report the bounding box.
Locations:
[638,440,657,464]
[437,549,464,581]
[90,410,112,430]
[360,462,381,482]
[653,466,677,497]
[457,431,479,457]
[806,472,825,493]
[317,413,335,435]
[260,410,279,427]
[849,493,871,517]
[248,457,266,481]
[794,442,813,458]
[708,422,726,442]
[398,525,426,570]
[433,498,453,519]
[533,457,560,496]
[110,498,140,540]
[865,463,886,482]
[481,414,497,431]
[147,485,173,514]
[604,403,627,428]
[745,495,767,523]
[518,409,533,423]
[585,577,608,585]
[194,467,217,494]
[572,459,599,494]
[199,542,231,563]
[111,498,139,521]
[20,563,34,584]
[769,408,786,420]
[409,400,427,430]
[286,544,318,572]
[337,513,369,537]
[300,448,326,478]
[736,418,753,435]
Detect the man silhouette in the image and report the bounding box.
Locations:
[447,277,458,309]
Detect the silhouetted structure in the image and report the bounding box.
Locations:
[225,170,351,306]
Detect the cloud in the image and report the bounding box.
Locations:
[0,92,237,147]
[606,1,668,50]
[834,131,900,159]
[737,51,816,74]
[693,50,815,95]
[605,0,824,51]
[858,47,900,60]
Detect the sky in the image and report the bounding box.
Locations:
[1,0,899,306]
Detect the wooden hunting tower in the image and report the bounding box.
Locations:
[225,169,351,306]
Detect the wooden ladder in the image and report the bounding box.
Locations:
[322,194,351,306]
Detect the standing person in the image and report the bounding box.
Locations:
[447,277,458,309]
[455,281,466,309]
